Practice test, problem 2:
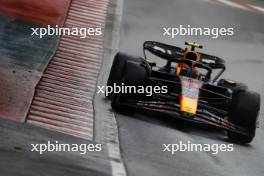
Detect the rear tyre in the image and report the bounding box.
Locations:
[227,90,260,143]
[106,52,143,100]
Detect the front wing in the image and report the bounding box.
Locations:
[118,99,249,137]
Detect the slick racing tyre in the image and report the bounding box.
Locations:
[106,52,143,100]
[227,90,260,143]
[111,61,148,111]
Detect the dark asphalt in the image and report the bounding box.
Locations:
[116,0,264,176]
[0,0,119,174]
[0,15,59,121]
[0,118,111,176]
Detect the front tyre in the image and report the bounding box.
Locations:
[111,61,148,112]
[106,52,143,100]
[227,90,261,143]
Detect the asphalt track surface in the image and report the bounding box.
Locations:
[0,118,111,176]
[0,16,59,121]
[116,0,264,176]
[0,0,70,122]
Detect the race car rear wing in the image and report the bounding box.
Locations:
[198,52,226,82]
[143,41,226,82]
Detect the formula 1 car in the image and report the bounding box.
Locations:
[106,41,261,143]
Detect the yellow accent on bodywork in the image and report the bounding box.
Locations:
[180,97,198,115]
[225,79,236,84]
[185,41,203,49]
[176,66,181,75]
[146,59,155,64]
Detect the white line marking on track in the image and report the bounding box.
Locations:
[94,0,127,175]
[108,142,127,176]
[215,0,248,10]
[251,5,264,13]
[106,0,127,175]
[205,0,264,14]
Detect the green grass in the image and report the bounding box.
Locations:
[237,0,264,8]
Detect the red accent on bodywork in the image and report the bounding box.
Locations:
[0,0,71,26]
